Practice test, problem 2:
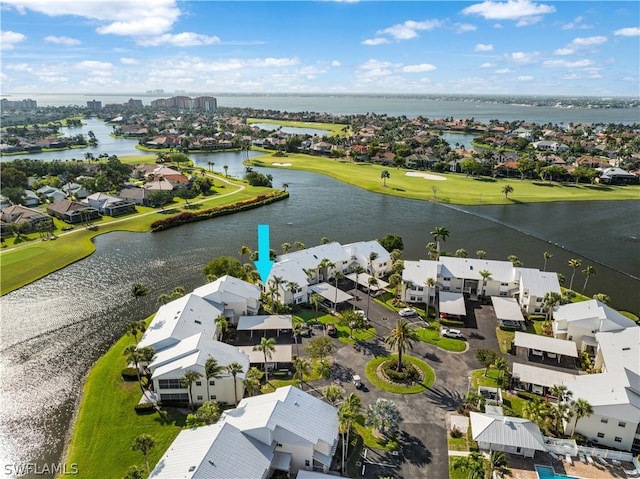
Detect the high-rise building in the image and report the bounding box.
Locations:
[86,99,102,112]
[1,98,37,110]
[125,98,143,108]
[194,96,217,111]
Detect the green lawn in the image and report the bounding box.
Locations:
[312,311,376,345]
[353,421,399,451]
[248,152,639,205]
[246,118,350,137]
[63,316,187,478]
[469,368,528,416]
[414,326,468,352]
[364,355,435,394]
[1,181,275,295]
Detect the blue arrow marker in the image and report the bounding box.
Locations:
[254,224,274,283]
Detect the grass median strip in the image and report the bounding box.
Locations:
[414,327,467,352]
[365,354,435,394]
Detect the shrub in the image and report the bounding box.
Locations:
[121,367,140,381]
[450,427,464,439]
[381,359,421,383]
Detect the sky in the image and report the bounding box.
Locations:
[1,0,639,97]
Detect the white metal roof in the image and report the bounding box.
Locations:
[237,315,293,331]
[512,362,576,388]
[277,242,348,271]
[309,282,353,304]
[439,291,466,316]
[346,272,389,291]
[401,260,439,287]
[517,268,561,297]
[491,297,525,321]
[237,345,293,364]
[514,332,578,357]
[553,300,636,332]
[193,275,261,304]
[439,257,516,284]
[342,240,391,270]
[267,260,310,287]
[296,471,339,479]
[470,412,546,451]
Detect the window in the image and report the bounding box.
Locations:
[305,460,310,467]
[209,380,215,386]
[196,395,203,401]
[158,379,183,389]
[618,421,626,428]
[597,432,605,438]
[601,418,608,424]
[210,395,216,400]
[614,437,622,443]
[501,282,508,286]
[159,393,189,402]
[195,381,202,386]
[442,277,451,281]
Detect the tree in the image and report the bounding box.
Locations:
[282,182,289,192]
[543,292,562,321]
[181,370,203,411]
[126,320,147,342]
[123,345,155,387]
[543,251,553,271]
[568,258,582,290]
[185,400,222,428]
[366,276,378,318]
[430,226,449,259]
[507,254,522,267]
[451,452,485,479]
[502,184,514,199]
[243,367,263,397]
[479,270,492,295]
[365,398,401,437]
[205,357,224,403]
[294,241,305,250]
[225,361,244,406]
[292,357,311,388]
[368,251,379,276]
[215,315,228,341]
[1,186,26,205]
[378,234,403,252]
[323,384,344,406]
[581,265,596,292]
[487,451,512,479]
[333,271,345,310]
[340,309,367,339]
[123,465,146,479]
[338,393,362,475]
[131,434,155,474]
[292,321,305,357]
[568,398,593,437]
[148,190,173,208]
[352,265,366,300]
[240,245,252,264]
[309,293,324,324]
[455,248,468,258]
[476,250,487,259]
[424,277,436,313]
[223,165,228,177]
[550,384,573,404]
[592,293,611,304]
[305,336,335,362]
[203,256,246,282]
[380,169,390,186]
[253,337,276,382]
[385,319,418,372]
[475,349,500,377]
[522,398,551,431]
[130,283,149,301]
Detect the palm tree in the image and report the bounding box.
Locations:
[322,384,344,406]
[181,370,203,411]
[493,356,509,387]
[581,265,596,292]
[333,271,345,310]
[338,393,362,475]
[568,398,593,437]
[253,337,276,382]
[281,242,292,254]
[568,258,582,290]
[294,240,305,250]
[476,250,487,259]
[282,182,289,192]
[550,384,573,403]
[452,451,485,479]
[292,321,305,356]
[240,245,252,264]
[320,236,330,244]
[292,357,311,388]
[365,398,401,437]
[380,169,390,186]
[130,283,149,301]
[368,251,379,276]
[592,293,611,304]
[543,251,553,271]
[126,320,147,342]
[426,242,438,260]
[385,319,418,372]
[225,361,244,406]
[131,434,155,474]
[487,451,512,479]
[287,281,299,304]
[205,358,224,403]
[388,273,402,300]
[243,367,262,397]
[352,265,366,300]
[270,275,285,304]
[522,398,551,431]
[366,276,378,318]
[424,277,436,313]
[429,226,449,259]
[543,292,562,321]
[502,184,514,199]
[310,293,324,324]
[223,165,228,177]
[455,248,468,258]
[479,270,492,296]
[215,314,228,341]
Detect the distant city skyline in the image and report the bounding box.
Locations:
[1,0,639,97]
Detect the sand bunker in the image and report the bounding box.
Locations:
[272,162,292,166]
[405,171,447,181]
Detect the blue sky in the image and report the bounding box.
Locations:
[1,0,638,96]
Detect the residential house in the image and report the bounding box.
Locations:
[470,411,547,458]
[0,195,11,211]
[517,268,561,315]
[277,242,348,285]
[343,240,392,278]
[192,275,261,324]
[148,386,339,478]
[532,140,569,152]
[150,166,189,187]
[84,192,136,216]
[46,200,99,224]
[61,182,89,199]
[36,185,66,203]
[598,167,638,185]
[0,205,54,238]
[116,186,154,206]
[22,190,40,207]
[148,332,249,406]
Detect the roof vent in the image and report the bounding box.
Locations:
[622,347,630,351]
[189,466,196,472]
[195,320,201,324]
[208,460,215,466]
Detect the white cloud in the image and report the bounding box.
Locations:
[462,0,555,24]
[120,57,139,65]
[507,51,539,64]
[362,37,389,46]
[554,35,607,55]
[4,0,181,37]
[331,60,341,67]
[475,43,494,51]
[138,32,220,47]
[1,30,26,49]
[614,27,640,37]
[402,63,436,73]
[517,75,533,80]
[378,19,442,40]
[543,59,594,68]
[561,16,592,30]
[454,23,477,33]
[495,68,511,74]
[44,35,81,46]
[480,62,494,68]
[360,59,396,70]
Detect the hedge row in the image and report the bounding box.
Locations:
[150,191,289,232]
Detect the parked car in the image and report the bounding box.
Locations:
[441,328,464,339]
[299,323,312,337]
[327,324,337,337]
[353,374,363,390]
[398,307,418,317]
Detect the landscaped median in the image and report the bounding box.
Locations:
[247,153,639,205]
[365,354,435,394]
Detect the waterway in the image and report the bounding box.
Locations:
[0,116,639,477]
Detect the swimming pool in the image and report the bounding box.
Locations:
[535,465,579,479]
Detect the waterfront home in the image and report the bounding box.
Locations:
[60,182,89,199]
[84,192,136,216]
[598,167,638,185]
[46,200,99,224]
[150,165,189,186]
[148,386,339,478]
[343,240,392,279]
[116,186,154,206]
[192,275,261,323]
[0,205,54,238]
[36,185,66,203]
[148,332,249,406]
[470,411,547,458]
[22,190,40,207]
